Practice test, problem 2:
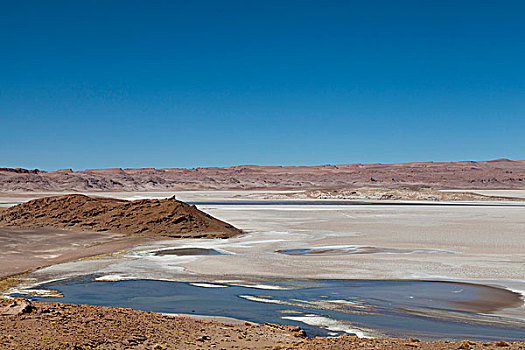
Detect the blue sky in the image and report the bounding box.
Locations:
[1,0,524,170]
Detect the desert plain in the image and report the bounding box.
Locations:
[1,160,525,348]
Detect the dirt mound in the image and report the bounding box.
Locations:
[0,194,241,238]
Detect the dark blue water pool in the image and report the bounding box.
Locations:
[16,276,525,341]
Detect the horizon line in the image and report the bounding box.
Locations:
[1,158,522,173]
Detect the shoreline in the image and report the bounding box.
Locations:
[0,227,148,283]
[11,273,524,311]
[9,273,525,342]
[1,299,524,349]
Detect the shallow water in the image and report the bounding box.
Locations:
[16,276,525,341]
[276,245,453,256]
[152,247,224,256]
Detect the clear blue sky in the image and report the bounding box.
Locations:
[1,0,524,170]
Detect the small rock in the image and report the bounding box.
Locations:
[196,335,211,342]
[265,323,307,338]
[0,298,35,316]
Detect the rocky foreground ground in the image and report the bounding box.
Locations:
[0,194,241,238]
[0,299,522,350]
[1,159,524,192]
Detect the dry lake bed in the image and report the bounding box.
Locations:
[3,190,525,341]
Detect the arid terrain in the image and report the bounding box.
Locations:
[0,227,144,279]
[0,194,241,238]
[1,159,524,192]
[1,183,524,347]
[1,299,522,350]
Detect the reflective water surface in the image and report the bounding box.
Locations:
[16,275,525,341]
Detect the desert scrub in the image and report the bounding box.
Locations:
[458,340,475,349]
[495,340,510,347]
[0,276,22,294]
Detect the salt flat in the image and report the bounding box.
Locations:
[181,202,525,281]
[3,190,525,339]
[3,190,524,282]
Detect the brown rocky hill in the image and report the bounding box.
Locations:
[0,194,241,238]
[1,159,524,191]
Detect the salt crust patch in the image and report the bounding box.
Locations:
[326,299,368,309]
[189,283,228,288]
[227,283,287,290]
[281,314,376,338]
[214,206,353,211]
[238,295,285,304]
[36,254,61,259]
[94,274,142,282]
[13,289,63,298]
[93,272,185,282]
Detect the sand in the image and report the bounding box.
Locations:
[0,227,145,311]
[0,228,144,280]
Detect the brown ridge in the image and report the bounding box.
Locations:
[0,194,242,238]
[1,159,524,191]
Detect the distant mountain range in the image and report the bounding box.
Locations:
[1,159,524,192]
